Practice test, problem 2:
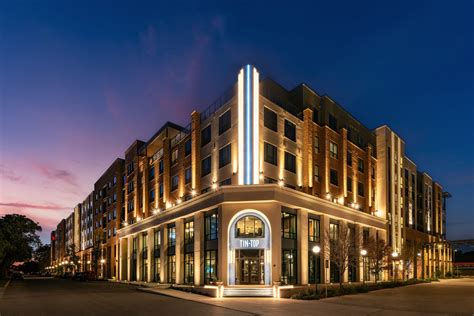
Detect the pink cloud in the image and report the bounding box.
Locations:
[32,162,79,188]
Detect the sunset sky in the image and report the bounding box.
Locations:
[1,1,473,244]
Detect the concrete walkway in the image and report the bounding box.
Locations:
[138,278,474,315]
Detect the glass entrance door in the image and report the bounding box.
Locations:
[236,249,264,285]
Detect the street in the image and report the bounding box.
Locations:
[1,278,473,315]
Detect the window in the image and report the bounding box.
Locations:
[149,166,155,180]
[185,221,194,245]
[113,176,117,185]
[330,169,338,186]
[171,175,178,191]
[281,211,296,239]
[264,107,278,132]
[185,167,192,184]
[113,192,117,202]
[167,255,176,284]
[347,177,353,192]
[184,253,194,284]
[171,149,178,165]
[219,144,231,168]
[220,178,231,186]
[127,162,134,175]
[284,120,296,141]
[205,213,218,240]
[159,160,164,174]
[264,142,278,165]
[314,164,320,182]
[329,222,339,240]
[184,139,191,157]
[150,189,155,202]
[282,249,297,285]
[168,225,176,247]
[314,136,319,153]
[204,250,217,284]
[235,216,264,238]
[308,218,320,242]
[201,125,211,147]
[358,182,365,197]
[347,151,352,166]
[329,114,338,130]
[201,156,211,176]
[128,181,134,193]
[309,251,321,284]
[330,142,338,159]
[284,152,296,173]
[312,108,319,124]
[358,159,364,173]
[159,183,163,198]
[218,110,231,135]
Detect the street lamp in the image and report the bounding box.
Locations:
[360,249,367,284]
[312,246,321,296]
[391,251,399,281]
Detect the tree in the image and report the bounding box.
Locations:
[400,243,415,280]
[365,236,390,282]
[0,214,42,278]
[324,223,358,288]
[34,244,51,272]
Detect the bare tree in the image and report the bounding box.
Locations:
[400,243,415,280]
[324,223,358,288]
[365,236,390,282]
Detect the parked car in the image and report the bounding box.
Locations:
[61,272,73,279]
[11,271,24,280]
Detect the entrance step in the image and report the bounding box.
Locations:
[223,287,273,297]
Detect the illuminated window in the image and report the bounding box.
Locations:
[171,149,178,165]
[308,218,320,242]
[235,216,264,238]
[330,142,338,159]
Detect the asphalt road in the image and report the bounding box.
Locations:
[0,278,251,316]
[1,277,473,316]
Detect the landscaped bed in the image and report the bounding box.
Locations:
[291,278,440,300]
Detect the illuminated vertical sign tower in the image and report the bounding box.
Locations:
[238,65,260,185]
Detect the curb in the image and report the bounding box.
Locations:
[0,279,11,298]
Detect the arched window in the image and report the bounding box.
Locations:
[235,216,264,238]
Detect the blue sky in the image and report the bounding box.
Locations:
[0,0,473,243]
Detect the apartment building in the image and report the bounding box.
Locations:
[50,64,452,291]
[78,192,94,272]
[93,158,125,279]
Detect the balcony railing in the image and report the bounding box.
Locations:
[200,86,235,122]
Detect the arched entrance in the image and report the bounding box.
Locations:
[227,210,272,285]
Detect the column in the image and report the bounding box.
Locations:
[194,212,204,285]
[355,225,363,282]
[127,237,132,281]
[340,128,347,199]
[320,214,330,284]
[163,138,171,204]
[297,209,308,284]
[160,226,167,283]
[191,111,201,193]
[302,108,313,193]
[175,219,185,284]
[136,234,142,281]
[147,228,153,282]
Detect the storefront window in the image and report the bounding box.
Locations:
[185,253,194,284]
[168,225,176,247]
[281,249,297,284]
[167,255,176,284]
[204,250,217,284]
[309,252,321,284]
[235,216,264,238]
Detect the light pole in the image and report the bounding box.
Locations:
[100,258,106,279]
[391,251,399,281]
[454,249,458,277]
[360,249,367,285]
[312,245,321,297]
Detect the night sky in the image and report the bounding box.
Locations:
[1,1,473,244]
